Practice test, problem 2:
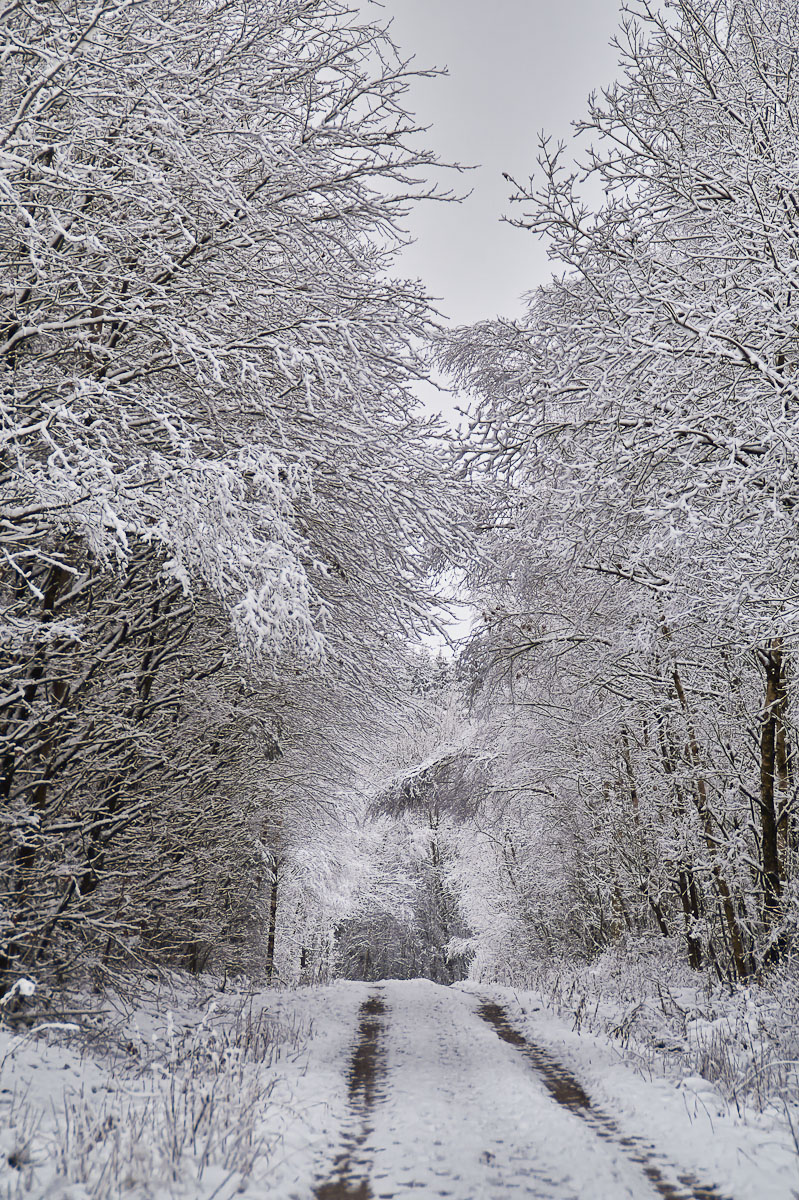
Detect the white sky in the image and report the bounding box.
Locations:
[376,0,624,327]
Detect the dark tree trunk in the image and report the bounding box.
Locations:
[668,652,754,980]
[655,713,704,969]
[760,642,784,941]
[265,860,280,982]
[676,870,703,970]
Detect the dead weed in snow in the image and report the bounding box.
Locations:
[0,973,307,1200]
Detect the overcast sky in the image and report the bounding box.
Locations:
[377,0,624,327]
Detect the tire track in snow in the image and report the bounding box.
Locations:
[477,998,735,1200]
[313,992,387,1200]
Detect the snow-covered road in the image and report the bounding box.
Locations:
[4,976,797,1198]
[302,980,734,1200]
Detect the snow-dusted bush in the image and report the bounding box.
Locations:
[522,942,799,1115]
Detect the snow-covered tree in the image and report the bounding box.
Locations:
[440,0,799,980]
[0,0,464,989]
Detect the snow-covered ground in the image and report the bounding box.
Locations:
[458,982,799,1200]
[2,975,798,1198]
[0,976,319,1200]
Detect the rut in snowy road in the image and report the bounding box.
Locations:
[314,993,388,1200]
[307,980,738,1200]
[477,999,732,1200]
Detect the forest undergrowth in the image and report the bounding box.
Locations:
[508,942,799,1124]
[0,973,308,1200]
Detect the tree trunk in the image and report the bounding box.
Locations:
[265,860,280,982]
[655,714,703,969]
[669,654,754,979]
[760,641,784,942]
[775,648,794,861]
[619,730,672,940]
[673,870,702,969]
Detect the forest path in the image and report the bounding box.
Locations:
[308,979,732,1200]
